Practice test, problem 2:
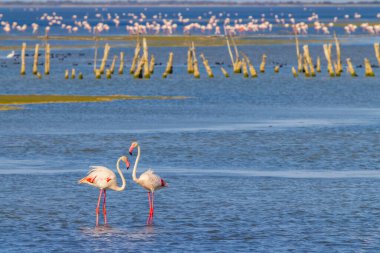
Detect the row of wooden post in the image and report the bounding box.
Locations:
[20,42,51,77]
[18,38,380,79]
[295,33,378,78]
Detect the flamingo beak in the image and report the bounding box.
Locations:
[126,159,130,170]
[129,146,134,156]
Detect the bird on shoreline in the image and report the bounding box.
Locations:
[6,50,15,59]
[79,156,130,226]
[129,141,168,225]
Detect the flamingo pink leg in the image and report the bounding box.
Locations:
[151,192,155,221]
[147,192,155,225]
[147,192,152,225]
[103,189,107,225]
[96,189,103,226]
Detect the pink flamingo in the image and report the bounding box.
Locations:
[129,142,168,225]
[79,156,130,226]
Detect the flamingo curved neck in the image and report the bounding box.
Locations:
[113,156,126,191]
[132,145,141,183]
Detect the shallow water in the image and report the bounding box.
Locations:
[2,6,380,252]
[0,6,380,36]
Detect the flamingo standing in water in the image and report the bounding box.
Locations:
[79,156,130,226]
[129,142,168,225]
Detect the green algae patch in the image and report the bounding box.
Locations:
[0,105,23,111]
[0,94,187,105]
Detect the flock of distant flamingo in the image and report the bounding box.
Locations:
[79,141,168,226]
[0,8,380,36]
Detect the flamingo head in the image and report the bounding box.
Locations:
[129,141,138,155]
[121,156,130,170]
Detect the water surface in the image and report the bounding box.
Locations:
[1,6,380,253]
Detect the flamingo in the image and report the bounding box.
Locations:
[129,141,168,225]
[78,155,130,226]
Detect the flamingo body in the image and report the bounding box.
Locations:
[80,166,119,191]
[137,169,168,192]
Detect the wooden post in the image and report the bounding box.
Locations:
[193,61,200,78]
[303,45,315,76]
[143,38,150,79]
[133,59,143,79]
[118,52,124,74]
[106,69,112,79]
[346,58,357,77]
[110,55,117,74]
[248,63,258,77]
[323,44,335,77]
[334,62,341,77]
[334,33,342,74]
[200,53,214,78]
[165,52,174,74]
[149,55,155,74]
[95,69,101,79]
[303,56,310,77]
[374,43,380,66]
[364,58,375,77]
[187,48,194,74]
[295,33,304,73]
[93,36,99,73]
[241,53,258,78]
[130,41,141,74]
[260,54,266,73]
[316,56,321,72]
[225,36,235,72]
[71,68,75,79]
[44,43,50,75]
[20,42,26,75]
[292,66,298,77]
[99,43,110,74]
[231,35,240,63]
[297,54,303,73]
[32,44,39,75]
[228,34,242,73]
[191,42,200,78]
[143,58,150,79]
[242,59,249,78]
[233,59,242,73]
[78,72,83,79]
[221,67,229,77]
[65,69,69,79]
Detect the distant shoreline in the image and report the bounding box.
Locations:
[0,2,380,8]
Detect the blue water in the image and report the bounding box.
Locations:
[1,6,380,253]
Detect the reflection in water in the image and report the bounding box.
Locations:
[80,225,124,237]
[80,224,157,240]
[77,224,160,251]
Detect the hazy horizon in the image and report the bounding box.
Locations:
[0,0,368,2]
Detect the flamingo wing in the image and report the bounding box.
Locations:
[79,166,116,189]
